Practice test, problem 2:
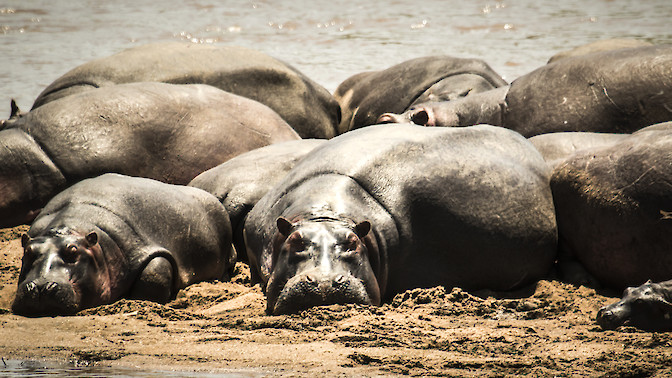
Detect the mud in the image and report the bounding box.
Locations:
[1,225,671,377]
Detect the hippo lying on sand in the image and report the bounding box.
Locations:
[189,139,326,260]
[379,45,672,137]
[28,42,339,138]
[12,174,235,317]
[0,82,299,228]
[597,280,672,331]
[334,56,507,133]
[551,124,672,293]
[244,124,557,314]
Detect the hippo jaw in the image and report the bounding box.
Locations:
[596,281,672,331]
[265,217,381,315]
[12,230,108,316]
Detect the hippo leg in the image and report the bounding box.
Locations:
[128,256,174,303]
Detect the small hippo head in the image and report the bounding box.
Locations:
[596,280,672,331]
[12,229,110,316]
[265,216,381,315]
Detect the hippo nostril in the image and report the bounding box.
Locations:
[377,113,396,124]
[411,110,429,125]
[45,282,58,293]
[334,274,346,285]
[25,281,37,293]
[304,275,316,284]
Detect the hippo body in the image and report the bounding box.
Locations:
[381,45,672,137]
[31,42,339,138]
[12,174,235,316]
[245,124,557,314]
[334,56,507,133]
[597,280,672,331]
[189,139,326,259]
[0,82,299,228]
[551,126,672,290]
[528,132,628,169]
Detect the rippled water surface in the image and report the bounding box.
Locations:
[1,0,671,118]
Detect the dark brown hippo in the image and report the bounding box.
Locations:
[334,56,507,133]
[596,280,672,331]
[12,173,235,317]
[379,45,672,137]
[550,123,672,292]
[29,42,340,138]
[244,124,557,314]
[188,139,326,260]
[0,82,299,228]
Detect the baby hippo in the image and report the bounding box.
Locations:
[12,174,235,317]
[597,280,672,331]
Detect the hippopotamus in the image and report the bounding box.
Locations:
[12,173,235,316]
[596,280,672,331]
[244,124,558,314]
[547,38,653,64]
[28,42,339,138]
[379,45,672,137]
[333,56,507,133]
[550,123,672,291]
[188,139,326,260]
[0,82,299,228]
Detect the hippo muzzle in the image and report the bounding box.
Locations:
[596,281,672,331]
[12,275,79,316]
[265,217,381,314]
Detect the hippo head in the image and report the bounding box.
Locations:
[596,280,672,331]
[12,229,111,316]
[265,216,381,315]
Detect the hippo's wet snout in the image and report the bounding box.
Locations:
[596,306,627,330]
[271,271,371,314]
[13,278,78,316]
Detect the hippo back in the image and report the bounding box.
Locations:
[31,42,340,139]
[14,82,299,185]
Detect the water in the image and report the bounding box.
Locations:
[0,359,261,377]
[1,0,672,119]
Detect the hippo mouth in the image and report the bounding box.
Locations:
[269,272,373,315]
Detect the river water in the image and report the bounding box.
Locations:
[1,0,671,119]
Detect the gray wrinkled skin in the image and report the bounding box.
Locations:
[189,139,326,261]
[380,45,672,137]
[245,124,557,314]
[334,56,507,133]
[31,42,340,139]
[13,174,234,317]
[551,126,672,290]
[0,82,299,228]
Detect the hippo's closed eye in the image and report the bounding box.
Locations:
[62,245,79,263]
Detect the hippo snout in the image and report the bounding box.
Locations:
[12,278,79,316]
[270,270,372,315]
[596,306,624,330]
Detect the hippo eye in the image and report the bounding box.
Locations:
[62,244,79,263]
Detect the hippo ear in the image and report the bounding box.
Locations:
[9,99,20,118]
[276,217,293,237]
[21,233,30,248]
[354,221,371,238]
[85,231,98,246]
